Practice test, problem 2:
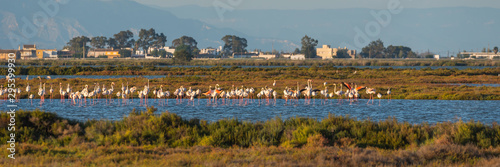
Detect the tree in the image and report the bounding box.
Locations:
[153,33,167,48]
[300,35,318,58]
[119,49,132,58]
[293,48,300,54]
[65,36,90,57]
[136,28,167,53]
[108,38,117,49]
[172,36,198,56]
[494,46,498,54]
[159,50,167,58]
[336,49,351,58]
[113,30,134,49]
[150,49,159,57]
[172,36,198,48]
[173,44,194,62]
[90,36,107,49]
[385,45,415,58]
[221,35,247,55]
[360,39,385,58]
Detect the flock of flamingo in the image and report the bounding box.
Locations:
[5,76,392,107]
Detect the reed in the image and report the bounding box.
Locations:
[1,109,499,166]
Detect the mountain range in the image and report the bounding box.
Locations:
[1,0,499,56]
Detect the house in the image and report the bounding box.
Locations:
[258,53,277,60]
[148,46,175,55]
[316,45,356,59]
[200,48,220,55]
[18,44,37,59]
[459,52,499,59]
[434,55,440,60]
[0,50,20,60]
[281,54,293,58]
[316,45,336,59]
[57,49,75,58]
[36,49,58,59]
[290,54,306,60]
[232,52,257,58]
[23,44,37,50]
[87,48,120,59]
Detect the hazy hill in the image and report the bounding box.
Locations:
[165,6,500,54]
[0,0,245,50]
[1,0,499,55]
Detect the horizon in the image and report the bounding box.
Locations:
[134,0,500,10]
[0,0,499,55]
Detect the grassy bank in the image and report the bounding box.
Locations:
[1,109,500,166]
[1,66,499,100]
[4,58,500,67]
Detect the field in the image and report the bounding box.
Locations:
[1,109,500,166]
[2,65,499,100]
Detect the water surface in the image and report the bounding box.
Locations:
[3,99,498,124]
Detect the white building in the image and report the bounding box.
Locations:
[147,46,176,54]
[290,54,306,60]
[200,48,220,55]
[43,50,58,58]
[258,53,277,60]
[460,52,499,59]
[434,55,440,60]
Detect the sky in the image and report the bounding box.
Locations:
[133,0,500,10]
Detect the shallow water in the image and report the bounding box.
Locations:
[435,83,500,87]
[2,99,498,124]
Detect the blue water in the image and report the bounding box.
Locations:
[2,99,498,124]
[436,83,500,87]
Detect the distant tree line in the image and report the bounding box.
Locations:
[66,32,438,60]
[360,39,417,58]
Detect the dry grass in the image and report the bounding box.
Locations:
[1,143,499,166]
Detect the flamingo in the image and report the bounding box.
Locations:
[130,86,136,103]
[59,83,67,103]
[272,89,277,105]
[95,83,101,103]
[157,85,165,106]
[320,86,329,105]
[165,90,171,106]
[82,85,89,105]
[137,91,144,106]
[0,86,4,101]
[365,87,376,105]
[66,83,72,96]
[334,83,344,104]
[203,85,214,104]
[16,88,21,102]
[143,79,150,105]
[377,93,382,106]
[300,80,319,105]
[273,80,276,87]
[29,94,34,105]
[387,88,392,101]
[124,82,130,104]
[49,84,54,101]
[283,87,292,105]
[195,89,200,105]
[116,91,122,105]
[107,82,115,104]
[186,87,196,106]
